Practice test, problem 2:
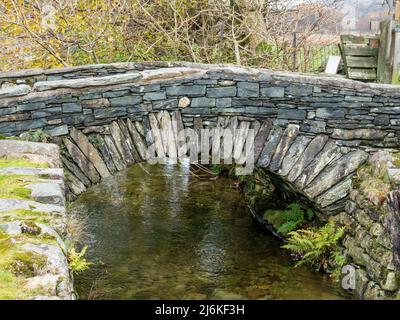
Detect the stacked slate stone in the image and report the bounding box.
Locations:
[1,62,400,299]
[0,140,74,300]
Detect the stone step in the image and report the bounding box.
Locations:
[0,167,64,179]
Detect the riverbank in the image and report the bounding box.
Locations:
[0,139,74,299]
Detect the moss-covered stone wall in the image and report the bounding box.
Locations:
[0,140,74,300]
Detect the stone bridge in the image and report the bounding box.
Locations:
[1,62,400,299]
[1,62,399,212]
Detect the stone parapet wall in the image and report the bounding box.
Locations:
[0,62,175,87]
[0,64,399,149]
[0,140,74,300]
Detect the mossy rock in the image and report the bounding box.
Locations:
[0,174,35,200]
[0,157,49,169]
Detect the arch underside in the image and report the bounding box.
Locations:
[60,110,369,214]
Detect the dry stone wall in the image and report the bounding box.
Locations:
[1,62,400,299]
[0,140,73,300]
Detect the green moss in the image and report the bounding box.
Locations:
[0,175,33,200]
[0,209,52,225]
[0,230,55,279]
[0,157,49,169]
[6,251,47,277]
[0,270,22,300]
[0,267,46,300]
[354,161,393,209]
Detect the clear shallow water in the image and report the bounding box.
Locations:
[73,163,348,300]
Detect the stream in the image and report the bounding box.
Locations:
[72,162,348,300]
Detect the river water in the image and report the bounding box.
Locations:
[73,163,348,300]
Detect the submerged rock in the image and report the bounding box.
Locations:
[211,289,246,300]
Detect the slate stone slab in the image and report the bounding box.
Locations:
[47,125,69,137]
[279,135,311,177]
[62,137,100,183]
[94,135,117,174]
[304,150,368,198]
[285,85,313,97]
[295,139,341,189]
[254,119,272,162]
[277,109,306,120]
[61,156,91,187]
[118,119,142,162]
[62,103,82,114]
[26,182,65,206]
[316,108,345,119]
[34,73,141,91]
[332,128,386,140]
[109,121,135,165]
[69,127,110,178]
[237,82,259,97]
[126,119,147,161]
[103,134,127,171]
[0,199,66,217]
[0,222,22,235]
[269,124,300,172]
[0,84,31,98]
[0,140,61,167]
[144,91,166,101]
[287,134,328,182]
[257,126,283,167]
[166,85,206,96]
[191,97,215,108]
[63,168,86,196]
[0,167,63,179]
[109,95,142,107]
[148,113,165,159]
[260,87,284,98]
[206,86,236,98]
[315,178,353,208]
[233,121,251,162]
[94,107,127,119]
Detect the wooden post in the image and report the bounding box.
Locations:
[395,0,400,21]
[391,24,400,84]
[377,20,392,83]
[377,20,400,84]
[292,32,297,72]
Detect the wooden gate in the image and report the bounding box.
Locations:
[340,34,379,82]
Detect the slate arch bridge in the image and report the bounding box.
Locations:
[0,61,400,215]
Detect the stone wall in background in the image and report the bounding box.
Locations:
[1,62,400,300]
[0,140,73,300]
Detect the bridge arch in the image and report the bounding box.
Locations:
[1,62,400,299]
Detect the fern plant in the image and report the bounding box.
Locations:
[68,246,92,273]
[282,221,345,271]
[264,203,316,235]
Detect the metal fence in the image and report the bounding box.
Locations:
[290,32,341,74]
[296,44,341,73]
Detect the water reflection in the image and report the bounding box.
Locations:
[73,163,348,300]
